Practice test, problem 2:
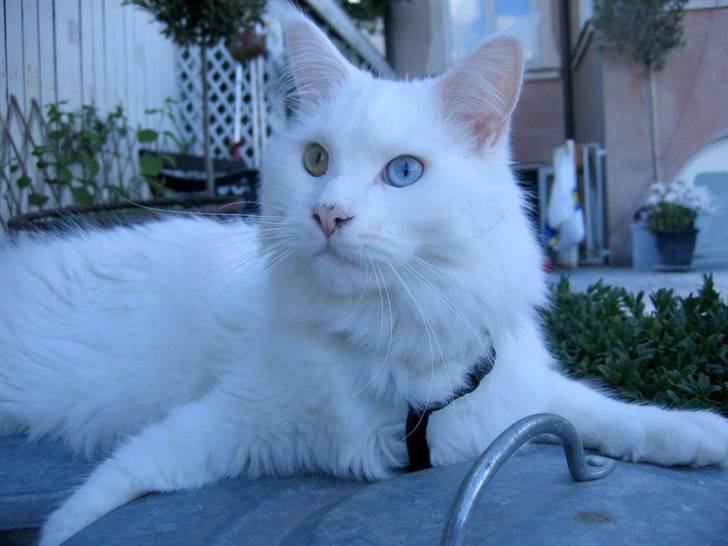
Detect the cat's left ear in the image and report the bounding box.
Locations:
[439,35,524,150]
[271,2,357,111]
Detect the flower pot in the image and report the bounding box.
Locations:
[655,229,698,268]
[139,151,259,200]
[631,220,660,270]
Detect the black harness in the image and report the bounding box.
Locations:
[405,350,495,471]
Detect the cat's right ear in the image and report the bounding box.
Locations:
[270,2,356,111]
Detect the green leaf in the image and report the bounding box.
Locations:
[81,155,100,177]
[28,192,49,206]
[9,163,19,173]
[543,272,728,415]
[137,128,159,143]
[17,175,32,189]
[140,154,164,177]
[36,160,49,169]
[107,184,130,199]
[59,166,73,183]
[70,187,95,205]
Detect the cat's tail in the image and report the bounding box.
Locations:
[545,367,728,467]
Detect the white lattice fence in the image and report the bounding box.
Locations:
[173,0,395,171]
[177,41,285,168]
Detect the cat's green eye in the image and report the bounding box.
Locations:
[303,143,329,177]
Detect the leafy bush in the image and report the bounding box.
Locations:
[541,275,728,416]
[6,100,184,210]
[10,104,131,207]
[593,0,688,71]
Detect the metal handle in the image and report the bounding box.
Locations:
[440,413,615,546]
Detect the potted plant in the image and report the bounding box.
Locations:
[130,0,265,196]
[645,179,712,268]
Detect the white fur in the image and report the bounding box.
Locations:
[1,4,726,545]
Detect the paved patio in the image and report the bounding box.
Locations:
[549,263,728,298]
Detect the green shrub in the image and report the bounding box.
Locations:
[541,275,728,416]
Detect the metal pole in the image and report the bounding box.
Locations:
[559,0,575,140]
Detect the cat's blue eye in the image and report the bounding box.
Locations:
[384,155,424,188]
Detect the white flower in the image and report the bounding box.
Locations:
[644,179,713,213]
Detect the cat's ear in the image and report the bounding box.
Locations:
[271,2,356,111]
[439,35,524,150]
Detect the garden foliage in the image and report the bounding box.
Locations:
[542,275,728,416]
[593,0,688,71]
[8,100,183,209]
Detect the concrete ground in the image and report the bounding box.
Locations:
[548,262,728,298]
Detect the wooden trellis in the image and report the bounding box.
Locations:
[0,97,148,229]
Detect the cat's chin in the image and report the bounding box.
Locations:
[310,251,371,296]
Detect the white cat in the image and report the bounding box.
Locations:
[1,5,726,546]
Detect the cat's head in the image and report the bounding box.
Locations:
[261,5,539,309]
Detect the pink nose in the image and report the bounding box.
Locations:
[312,205,353,238]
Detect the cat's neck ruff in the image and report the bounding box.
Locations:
[267,252,496,407]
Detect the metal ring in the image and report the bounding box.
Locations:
[440,413,616,546]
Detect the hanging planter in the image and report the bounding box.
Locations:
[226,26,267,63]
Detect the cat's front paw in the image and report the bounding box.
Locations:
[378,423,408,470]
[39,498,103,546]
[602,409,728,468]
[330,423,407,480]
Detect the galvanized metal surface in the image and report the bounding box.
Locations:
[440,413,615,546]
[1,434,726,545]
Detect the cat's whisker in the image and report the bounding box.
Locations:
[386,262,441,441]
[352,257,373,312]
[376,262,395,385]
[216,200,292,214]
[371,258,386,348]
[429,193,517,243]
[208,231,289,253]
[108,191,296,222]
[399,257,484,349]
[214,235,287,260]
[352,261,394,397]
[398,257,486,424]
[213,241,287,282]
[391,260,456,431]
[396,262,455,404]
[379,263,395,374]
[409,255,448,282]
[261,249,296,279]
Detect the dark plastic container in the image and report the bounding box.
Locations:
[656,229,698,267]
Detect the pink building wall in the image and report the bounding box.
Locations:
[601,7,728,264]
